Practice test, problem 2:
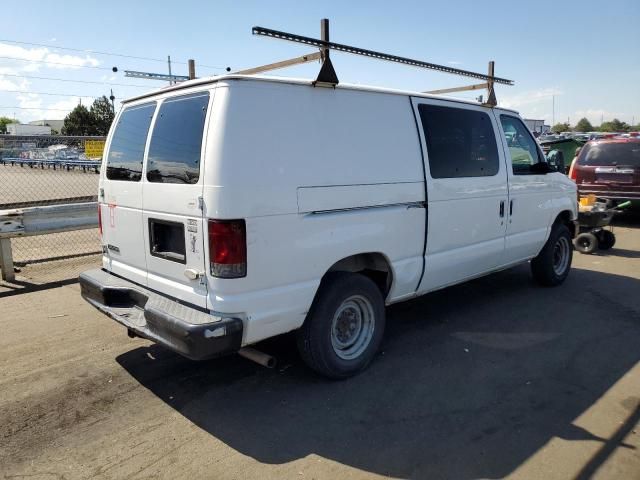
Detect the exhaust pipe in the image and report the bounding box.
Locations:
[238,347,276,369]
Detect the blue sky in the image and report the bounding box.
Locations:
[2,0,639,126]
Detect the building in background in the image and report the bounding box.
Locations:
[524,119,550,135]
[28,119,64,132]
[6,124,52,135]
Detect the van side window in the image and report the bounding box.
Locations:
[418,104,499,178]
[147,92,209,184]
[106,103,156,181]
[499,115,544,174]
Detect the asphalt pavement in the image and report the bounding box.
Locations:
[1,221,639,480]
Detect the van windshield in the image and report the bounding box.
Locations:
[579,142,640,167]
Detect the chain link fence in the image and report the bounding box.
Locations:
[0,134,104,280]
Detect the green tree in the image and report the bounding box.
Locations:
[62,105,97,135]
[574,117,593,132]
[599,118,629,132]
[90,96,115,135]
[0,116,19,134]
[551,122,571,133]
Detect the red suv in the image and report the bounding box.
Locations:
[570,138,640,205]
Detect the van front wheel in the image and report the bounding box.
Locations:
[297,272,385,379]
[531,223,573,286]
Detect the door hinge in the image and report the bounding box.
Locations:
[197,196,204,211]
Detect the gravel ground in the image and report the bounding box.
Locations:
[0,164,98,206]
[1,223,639,480]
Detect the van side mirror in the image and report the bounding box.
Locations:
[545,149,566,174]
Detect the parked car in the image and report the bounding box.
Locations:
[79,75,578,378]
[570,138,640,206]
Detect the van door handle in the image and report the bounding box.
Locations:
[499,201,505,218]
[509,199,514,216]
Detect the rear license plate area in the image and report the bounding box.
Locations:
[595,167,633,184]
[149,219,186,263]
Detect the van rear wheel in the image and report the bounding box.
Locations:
[531,223,573,286]
[297,272,385,379]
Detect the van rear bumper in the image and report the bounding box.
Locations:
[79,268,243,360]
[577,186,640,201]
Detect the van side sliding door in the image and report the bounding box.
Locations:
[412,99,508,293]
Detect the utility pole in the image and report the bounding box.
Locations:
[188,59,196,80]
[168,55,173,85]
[109,89,116,113]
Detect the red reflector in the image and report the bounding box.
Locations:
[98,204,103,236]
[568,158,577,181]
[208,219,246,278]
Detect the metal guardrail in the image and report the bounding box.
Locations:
[0,157,101,172]
[0,202,98,281]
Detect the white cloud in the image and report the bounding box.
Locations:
[11,93,95,122]
[448,60,462,66]
[0,42,100,72]
[499,87,562,110]
[572,109,626,125]
[17,92,42,110]
[0,75,29,91]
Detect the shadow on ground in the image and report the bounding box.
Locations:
[116,264,640,479]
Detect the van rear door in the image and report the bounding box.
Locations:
[101,102,156,287]
[141,91,211,308]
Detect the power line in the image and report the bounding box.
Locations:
[0,90,99,98]
[0,105,78,111]
[0,73,149,88]
[0,55,113,71]
[0,38,226,70]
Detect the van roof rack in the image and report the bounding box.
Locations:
[235,18,513,107]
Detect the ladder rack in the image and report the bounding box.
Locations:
[236,18,513,107]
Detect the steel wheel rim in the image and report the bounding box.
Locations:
[330,295,375,360]
[553,236,570,275]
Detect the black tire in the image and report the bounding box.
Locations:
[296,272,386,379]
[574,232,598,254]
[531,223,573,286]
[596,230,616,250]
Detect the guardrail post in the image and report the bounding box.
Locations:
[0,238,15,282]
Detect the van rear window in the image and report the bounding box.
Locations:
[146,92,209,184]
[418,104,499,179]
[579,143,640,167]
[106,103,156,181]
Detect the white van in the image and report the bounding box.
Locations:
[80,75,578,378]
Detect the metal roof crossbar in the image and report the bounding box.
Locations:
[234,52,321,75]
[124,70,189,82]
[248,19,513,106]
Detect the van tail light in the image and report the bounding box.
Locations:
[208,219,247,278]
[98,204,103,237]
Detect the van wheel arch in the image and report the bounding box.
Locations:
[554,210,576,238]
[325,252,394,301]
